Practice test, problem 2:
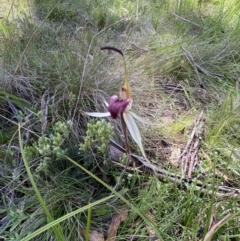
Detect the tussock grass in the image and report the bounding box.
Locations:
[1,0,240,240]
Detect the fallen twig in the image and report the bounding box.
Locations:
[109,138,240,199]
[178,110,204,178]
[171,12,203,29]
[203,213,232,241]
[187,139,199,179]
[181,46,222,78]
[181,47,204,86]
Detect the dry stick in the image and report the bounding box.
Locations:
[179,110,203,178]
[181,47,218,78]
[110,139,179,179]
[208,204,217,230]
[181,47,204,86]
[171,12,203,29]
[179,111,203,159]
[6,0,16,20]
[184,141,193,178]
[182,155,188,179]
[112,161,142,172]
[195,62,214,77]
[130,157,240,198]
[188,139,200,179]
[203,213,232,241]
[110,139,240,199]
[137,160,240,199]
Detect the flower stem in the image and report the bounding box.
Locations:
[113,113,131,191]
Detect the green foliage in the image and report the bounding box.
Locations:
[25,121,70,172]
[33,0,132,31]
[80,119,113,168]
[34,0,79,22]
[19,125,65,241]
[1,0,240,240]
[119,153,127,164]
[203,95,240,181]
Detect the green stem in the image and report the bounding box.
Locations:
[85,204,92,241]
[18,123,65,241]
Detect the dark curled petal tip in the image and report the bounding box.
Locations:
[108,96,130,119]
[100,46,123,56]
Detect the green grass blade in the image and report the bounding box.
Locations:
[0,90,32,110]
[85,204,92,241]
[13,0,61,75]
[20,196,113,241]
[66,156,172,240]
[18,123,65,241]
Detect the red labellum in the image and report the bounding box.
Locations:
[108,95,131,119]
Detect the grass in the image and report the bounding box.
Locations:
[1,0,240,240]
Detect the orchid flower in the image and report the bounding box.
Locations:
[85,46,148,161]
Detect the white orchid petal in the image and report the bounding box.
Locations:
[85,112,111,117]
[129,111,153,125]
[103,100,109,107]
[123,112,148,160]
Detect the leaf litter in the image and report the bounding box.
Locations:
[79,208,129,241]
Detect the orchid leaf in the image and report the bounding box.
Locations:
[123,112,148,161]
[129,111,154,125]
[85,112,111,117]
